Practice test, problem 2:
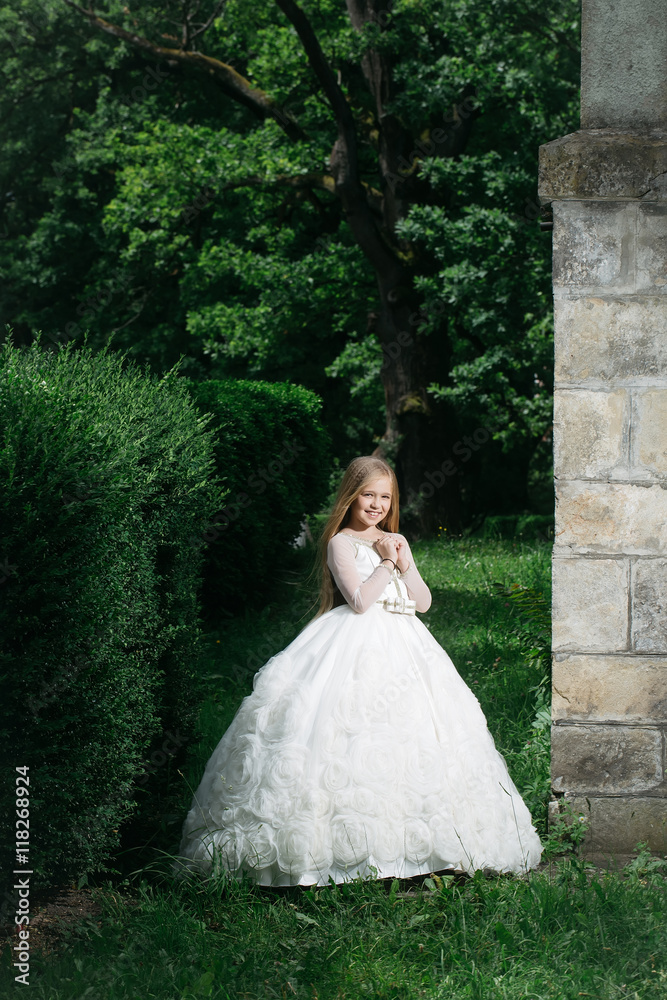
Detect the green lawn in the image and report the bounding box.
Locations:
[3,537,666,1000]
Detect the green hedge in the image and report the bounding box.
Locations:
[0,341,223,886]
[182,379,330,613]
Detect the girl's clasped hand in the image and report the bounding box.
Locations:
[375,533,402,570]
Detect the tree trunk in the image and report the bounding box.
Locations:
[68,0,474,530]
[373,266,462,533]
[342,0,471,531]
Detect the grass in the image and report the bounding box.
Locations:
[10,856,667,1000]
[2,537,666,999]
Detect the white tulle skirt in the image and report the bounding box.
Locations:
[176,604,542,886]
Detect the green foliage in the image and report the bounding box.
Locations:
[182,377,330,614]
[623,843,667,881]
[0,0,579,508]
[0,339,222,885]
[8,540,667,1000]
[542,802,591,857]
[12,859,667,999]
[482,514,554,541]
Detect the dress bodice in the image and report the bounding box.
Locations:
[338,534,412,605]
[327,531,431,614]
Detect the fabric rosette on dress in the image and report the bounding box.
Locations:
[176,536,542,885]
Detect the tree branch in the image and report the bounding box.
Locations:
[188,0,228,45]
[220,172,336,195]
[219,171,383,208]
[519,10,580,56]
[61,0,306,140]
[2,69,81,110]
[273,0,360,192]
[273,0,398,275]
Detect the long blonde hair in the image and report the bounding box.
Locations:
[314,455,399,618]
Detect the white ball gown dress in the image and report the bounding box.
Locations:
[177,532,542,886]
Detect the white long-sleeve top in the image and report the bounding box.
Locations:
[326,532,432,614]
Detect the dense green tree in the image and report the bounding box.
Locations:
[0,0,579,528]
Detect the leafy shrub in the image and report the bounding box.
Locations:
[182,378,330,613]
[0,340,223,886]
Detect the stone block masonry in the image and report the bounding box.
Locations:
[539,0,667,857]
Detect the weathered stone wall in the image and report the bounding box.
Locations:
[539,0,667,855]
[581,0,667,130]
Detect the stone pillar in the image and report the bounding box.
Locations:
[539,0,667,856]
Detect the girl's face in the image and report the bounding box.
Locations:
[347,475,393,531]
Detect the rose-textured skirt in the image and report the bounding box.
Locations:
[176,604,542,886]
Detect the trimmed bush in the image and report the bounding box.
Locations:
[182,378,330,613]
[0,341,223,886]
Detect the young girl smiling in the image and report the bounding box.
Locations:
[177,455,542,885]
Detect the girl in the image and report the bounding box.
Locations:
[177,456,542,885]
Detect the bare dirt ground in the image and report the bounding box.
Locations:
[1,885,103,960]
